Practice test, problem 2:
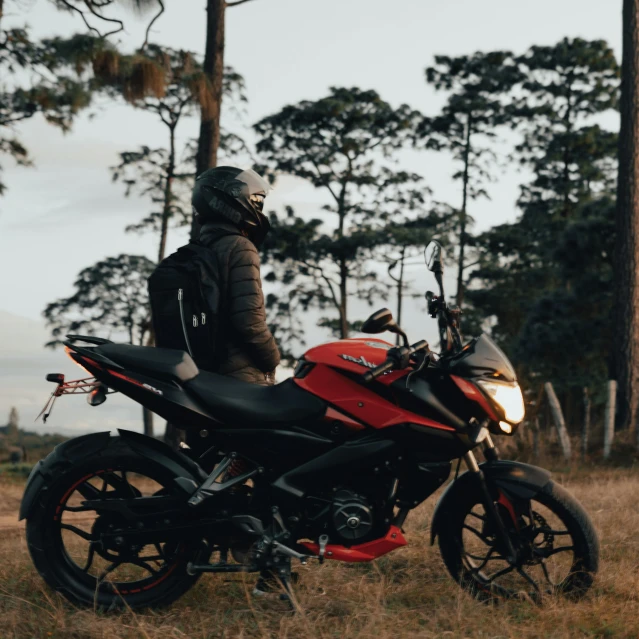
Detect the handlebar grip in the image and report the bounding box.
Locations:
[361,341,431,383]
[410,340,429,354]
[362,358,397,383]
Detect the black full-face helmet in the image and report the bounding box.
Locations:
[192,166,272,247]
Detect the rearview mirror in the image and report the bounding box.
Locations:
[425,240,444,275]
[361,309,409,346]
[361,308,396,334]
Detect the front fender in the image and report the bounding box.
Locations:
[19,429,206,521]
[429,459,551,544]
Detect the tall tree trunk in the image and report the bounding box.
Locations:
[561,84,573,218]
[395,247,406,345]
[582,387,591,461]
[159,125,176,444]
[456,113,472,308]
[191,0,226,240]
[337,199,348,339]
[614,0,639,436]
[158,124,176,263]
[339,259,348,339]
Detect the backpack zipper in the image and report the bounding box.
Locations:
[201,313,206,325]
[177,289,194,357]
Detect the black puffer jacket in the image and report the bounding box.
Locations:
[200,220,280,384]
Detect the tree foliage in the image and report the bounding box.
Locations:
[0,0,176,200]
[0,16,95,196]
[467,38,619,409]
[110,46,248,261]
[419,51,523,305]
[43,254,155,347]
[256,87,427,342]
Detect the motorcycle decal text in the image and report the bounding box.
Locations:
[340,354,376,368]
[142,383,163,395]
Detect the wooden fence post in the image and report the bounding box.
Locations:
[544,382,571,460]
[582,387,591,461]
[604,380,617,460]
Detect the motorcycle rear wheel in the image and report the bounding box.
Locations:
[437,479,599,602]
[25,437,210,609]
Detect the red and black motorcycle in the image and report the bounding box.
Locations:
[22,241,598,608]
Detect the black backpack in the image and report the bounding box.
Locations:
[148,238,231,371]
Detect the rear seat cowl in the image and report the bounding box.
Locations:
[96,344,199,383]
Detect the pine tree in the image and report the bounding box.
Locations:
[1,0,169,200]
[468,38,619,429]
[0,4,95,197]
[43,255,155,348]
[419,51,522,306]
[256,87,423,341]
[110,45,247,262]
[469,38,619,358]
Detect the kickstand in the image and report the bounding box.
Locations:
[275,558,296,612]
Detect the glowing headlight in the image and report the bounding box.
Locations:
[477,380,525,424]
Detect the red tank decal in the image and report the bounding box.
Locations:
[303,338,412,386]
[300,525,407,562]
[304,338,393,373]
[324,407,366,431]
[294,364,454,432]
[450,375,499,421]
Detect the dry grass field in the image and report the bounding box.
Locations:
[1,465,639,639]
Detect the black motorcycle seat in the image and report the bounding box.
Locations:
[96,344,199,383]
[185,373,326,426]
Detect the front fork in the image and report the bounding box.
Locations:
[463,435,517,564]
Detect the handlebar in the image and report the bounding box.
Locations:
[362,340,430,383]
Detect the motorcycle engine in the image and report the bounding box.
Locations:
[331,489,374,541]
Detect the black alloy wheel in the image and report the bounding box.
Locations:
[438,479,599,602]
[25,439,210,609]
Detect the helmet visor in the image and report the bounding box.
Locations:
[236,169,271,197]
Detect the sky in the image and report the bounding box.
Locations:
[0,0,623,433]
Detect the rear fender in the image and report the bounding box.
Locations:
[429,459,551,544]
[117,429,207,483]
[19,430,206,521]
[19,431,112,520]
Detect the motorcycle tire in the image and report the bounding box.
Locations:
[437,479,599,602]
[25,436,210,610]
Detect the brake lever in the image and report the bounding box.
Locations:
[406,350,430,390]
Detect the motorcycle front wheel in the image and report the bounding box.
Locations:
[437,479,599,602]
[25,437,210,609]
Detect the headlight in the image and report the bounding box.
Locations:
[476,380,525,424]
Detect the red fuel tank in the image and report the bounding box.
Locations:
[304,338,390,370]
[302,338,406,386]
[295,338,453,431]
